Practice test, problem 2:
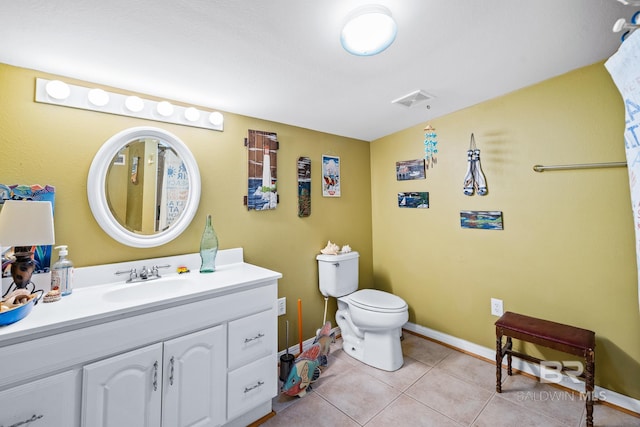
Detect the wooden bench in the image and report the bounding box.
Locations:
[495,312,596,427]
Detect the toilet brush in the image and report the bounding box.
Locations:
[279,320,295,382]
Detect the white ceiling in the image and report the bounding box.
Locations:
[0,0,634,141]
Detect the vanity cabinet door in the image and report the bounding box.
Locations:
[0,370,78,427]
[82,343,163,427]
[162,325,227,427]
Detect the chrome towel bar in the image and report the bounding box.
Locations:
[533,161,627,172]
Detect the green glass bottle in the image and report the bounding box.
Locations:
[199,214,219,273]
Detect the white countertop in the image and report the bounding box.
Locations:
[0,248,282,346]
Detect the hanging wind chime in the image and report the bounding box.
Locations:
[423,124,438,169]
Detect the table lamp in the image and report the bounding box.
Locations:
[0,200,55,289]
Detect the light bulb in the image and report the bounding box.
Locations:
[87,88,110,107]
[209,111,224,126]
[125,96,144,112]
[45,80,71,100]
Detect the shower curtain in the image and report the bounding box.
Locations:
[605,31,640,310]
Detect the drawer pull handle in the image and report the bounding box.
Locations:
[244,381,265,393]
[169,356,175,386]
[153,361,159,391]
[6,414,44,427]
[244,333,265,343]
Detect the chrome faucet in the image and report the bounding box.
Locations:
[115,265,171,283]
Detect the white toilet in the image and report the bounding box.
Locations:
[317,251,408,371]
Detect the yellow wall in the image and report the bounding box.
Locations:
[3,60,640,401]
[0,63,373,351]
[371,62,640,399]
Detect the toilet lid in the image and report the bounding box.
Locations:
[347,289,407,312]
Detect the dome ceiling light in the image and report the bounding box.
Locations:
[340,5,397,56]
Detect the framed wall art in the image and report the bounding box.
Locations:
[322,155,340,197]
[460,210,503,230]
[396,159,425,181]
[398,192,429,208]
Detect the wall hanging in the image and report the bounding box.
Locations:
[463,133,488,196]
[396,159,426,180]
[398,192,429,208]
[245,130,279,210]
[424,124,438,169]
[460,210,503,230]
[297,157,311,217]
[322,155,340,197]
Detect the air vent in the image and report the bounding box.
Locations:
[391,90,434,108]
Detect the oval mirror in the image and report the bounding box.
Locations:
[87,126,201,248]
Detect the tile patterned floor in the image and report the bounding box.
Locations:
[263,333,640,427]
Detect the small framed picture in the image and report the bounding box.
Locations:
[113,153,126,166]
[398,192,429,208]
[396,159,426,180]
[322,155,340,197]
[460,210,503,230]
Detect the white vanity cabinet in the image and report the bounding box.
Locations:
[82,325,226,427]
[0,370,80,427]
[0,249,282,427]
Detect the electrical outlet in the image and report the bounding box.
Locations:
[277,297,286,316]
[491,298,504,317]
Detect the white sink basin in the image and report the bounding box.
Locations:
[102,275,194,303]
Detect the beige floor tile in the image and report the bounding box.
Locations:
[406,367,493,425]
[263,392,359,427]
[473,395,567,427]
[315,367,400,425]
[402,334,455,366]
[366,395,463,427]
[438,351,506,392]
[497,374,586,426]
[353,355,431,392]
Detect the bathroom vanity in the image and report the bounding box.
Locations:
[0,248,281,427]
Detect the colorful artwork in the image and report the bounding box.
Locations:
[322,155,340,197]
[398,192,429,208]
[460,210,503,230]
[246,130,278,210]
[0,184,56,278]
[297,157,311,217]
[396,159,426,181]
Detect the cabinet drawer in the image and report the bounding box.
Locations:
[228,309,275,370]
[0,370,78,427]
[227,356,277,421]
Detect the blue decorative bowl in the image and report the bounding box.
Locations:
[0,298,35,326]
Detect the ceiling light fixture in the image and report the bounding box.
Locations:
[341,5,397,56]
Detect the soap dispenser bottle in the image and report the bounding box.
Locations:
[199,215,219,273]
[51,245,74,296]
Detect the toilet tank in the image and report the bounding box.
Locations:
[316,251,359,297]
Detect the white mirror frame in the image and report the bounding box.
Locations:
[87,126,201,248]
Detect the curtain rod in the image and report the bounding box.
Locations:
[533,162,627,172]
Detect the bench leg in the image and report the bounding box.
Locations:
[496,332,503,392]
[506,337,513,375]
[585,349,595,427]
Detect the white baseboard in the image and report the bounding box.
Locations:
[403,321,640,416]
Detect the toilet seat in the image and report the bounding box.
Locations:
[346,289,407,313]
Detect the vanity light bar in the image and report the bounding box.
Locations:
[34,78,224,131]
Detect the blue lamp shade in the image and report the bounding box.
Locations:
[341,5,397,56]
